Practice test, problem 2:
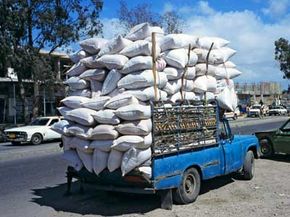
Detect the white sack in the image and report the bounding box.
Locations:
[97,54,129,70]
[93,149,109,175]
[156,58,167,71]
[69,50,87,63]
[197,36,229,49]
[181,79,194,91]
[105,94,138,109]
[71,137,93,153]
[195,63,216,77]
[115,119,152,136]
[163,67,183,80]
[90,80,103,98]
[184,67,196,79]
[79,37,108,54]
[216,86,237,111]
[111,135,145,152]
[61,96,90,109]
[79,55,104,69]
[62,135,73,151]
[81,96,110,111]
[171,92,197,103]
[66,62,87,77]
[123,87,167,102]
[57,106,72,117]
[217,61,236,68]
[107,149,123,172]
[193,75,217,93]
[51,120,69,135]
[215,67,242,79]
[194,47,236,64]
[66,108,97,126]
[160,34,198,51]
[90,140,113,152]
[115,104,151,120]
[101,69,122,95]
[121,147,152,176]
[79,68,106,81]
[92,109,120,125]
[164,48,187,68]
[62,150,83,171]
[64,77,89,90]
[121,56,152,74]
[163,80,182,95]
[68,89,91,98]
[98,35,133,56]
[90,124,119,140]
[137,166,152,178]
[66,124,92,140]
[77,149,93,172]
[125,22,151,41]
[120,40,160,57]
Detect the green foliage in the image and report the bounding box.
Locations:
[275,38,290,79]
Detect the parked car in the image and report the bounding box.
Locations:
[4,116,62,145]
[248,105,263,117]
[268,105,288,116]
[224,107,241,120]
[255,118,290,157]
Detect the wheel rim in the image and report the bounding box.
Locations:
[260,140,271,155]
[184,174,195,195]
[32,135,41,144]
[251,156,255,175]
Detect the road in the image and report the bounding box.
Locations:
[0,116,289,217]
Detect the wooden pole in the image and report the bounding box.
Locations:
[151,32,158,101]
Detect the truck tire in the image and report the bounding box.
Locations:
[31,133,43,145]
[173,168,201,204]
[242,151,255,180]
[259,138,273,157]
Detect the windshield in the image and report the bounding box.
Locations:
[252,106,260,109]
[30,118,49,126]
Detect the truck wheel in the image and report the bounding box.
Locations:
[259,139,273,157]
[173,168,201,204]
[242,151,255,180]
[31,133,43,145]
[233,114,238,120]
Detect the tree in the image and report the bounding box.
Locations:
[118,0,161,30]
[274,38,290,79]
[161,11,184,34]
[0,0,103,123]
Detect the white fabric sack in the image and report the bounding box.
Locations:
[66,108,97,126]
[61,96,90,109]
[90,140,113,152]
[181,79,194,91]
[101,69,122,95]
[118,70,167,89]
[156,58,167,71]
[144,133,152,147]
[120,40,160,58]
[69,50,87,63]
[215,67,242,79]
[108,88,125,97]
[194,47,236,64]
[111,135,145,152]
[115,104,151,121]
[163,80,182,95]
[160,34,198,51]
[163,67,183,80]
[217,61,236,68]
[66,62,87,77]
[90,80,103,98]
[62,150,83,171]
[57,106,72,117]
[79,37,108,54]
[216,79,235,93]
[62,135,73,151]
[81,96,110,111]
[104,94,138,109]
[188,51,198,66]
[139,87,168,101]
[79,69,106,81]
[98,35,133,56]
[197,36,229,49]
[121,56,152,74]
[184,67,196,79]
[121,147,152,176]
[164,48,187,68]
[193,75,217,93]
[149,26,164,35]
[51,120,69,135]
[68,89,91,98]
[125,22,151,41]
[115,119,152,136]
[97,54,129,70]
[216,86,237,111]
[93,149,109,175]
[79,55,104,69]
[137,166,152,178]
[90,124,119,140]
[64,77,89,90]
[92,109,120,125]
[107,149,123,172]
[171,92,197,103]
[71,137,93,153]
[77,149,93,172]
[66,124,92,140]
[195,63,216,77]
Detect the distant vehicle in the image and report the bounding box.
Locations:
[224,107,240,120]
[268,106,288,116]
[248,105,264,117]
[4,116,62,145]
[255,118,290,157]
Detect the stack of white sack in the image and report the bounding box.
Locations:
[53,22,241,178]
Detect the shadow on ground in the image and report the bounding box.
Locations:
[261,154,290,163]
[200,175,235,195]
[31,181,160,216]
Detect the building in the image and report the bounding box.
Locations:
[0,50,72,124]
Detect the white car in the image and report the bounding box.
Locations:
[4,116,62,145]
[268,106,288,116]
[224,107,241,120]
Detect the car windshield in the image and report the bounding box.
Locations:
[252,106,260,109]
[30,118,49,126]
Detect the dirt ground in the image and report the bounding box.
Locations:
[30,155,290,217]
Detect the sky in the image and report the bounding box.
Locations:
[93,0,290,89]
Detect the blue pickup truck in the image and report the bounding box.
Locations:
[65,101,259,209]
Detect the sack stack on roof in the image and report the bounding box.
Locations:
[53,22,241,177]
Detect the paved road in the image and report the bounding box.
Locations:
[0,117,288,217]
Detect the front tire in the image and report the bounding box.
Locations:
[31,133,43,145]
[173,168,201,204]
[242,151,255,180]
[259,138,273,157]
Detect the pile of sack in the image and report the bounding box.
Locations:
[53,23,241,178]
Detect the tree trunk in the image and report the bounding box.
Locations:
[32,81,40,119]
[18,78,30,124]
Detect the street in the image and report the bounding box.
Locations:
[0,116,289,217]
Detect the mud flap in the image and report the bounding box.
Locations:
[159,189,173,210]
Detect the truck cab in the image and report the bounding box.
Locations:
[66,101,259,209]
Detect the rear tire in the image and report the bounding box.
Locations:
[31,133,43,145]
[259,138,273,157]
[173,168,201,204]
[242,151,255,180]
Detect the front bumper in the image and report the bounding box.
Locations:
[5,132,28,142]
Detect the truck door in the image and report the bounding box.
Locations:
[272,120,290,154]
[220,120,243,174]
